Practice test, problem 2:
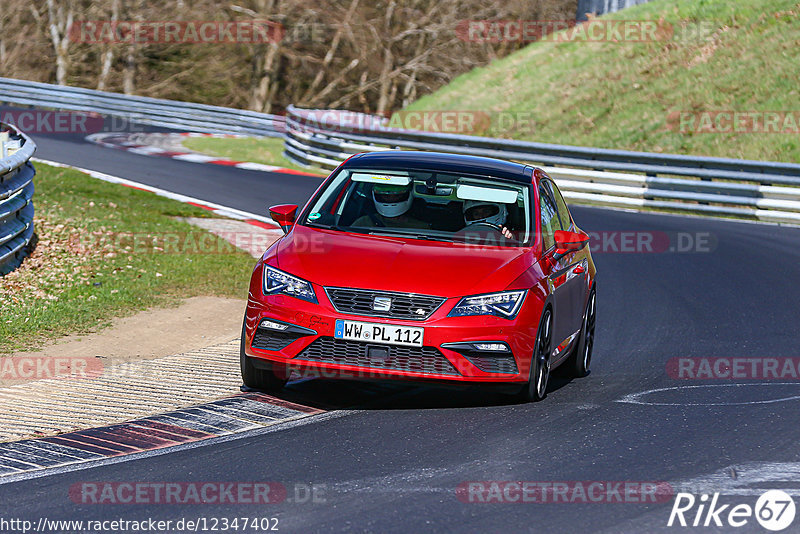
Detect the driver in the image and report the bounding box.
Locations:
[462,200,513,238]
[352,183,430,229]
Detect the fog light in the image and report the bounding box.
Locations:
[473,342,510,352]
[260,319,289,331]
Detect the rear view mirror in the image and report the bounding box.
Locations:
[415,184,453,196]
[553,230,589,260]
[268,204,298,233]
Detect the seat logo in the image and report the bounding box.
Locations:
[373,296,392,312]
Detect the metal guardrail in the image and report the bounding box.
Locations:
[1,77,797,225]
[0,122,36,274]
[284,106,800,225]
[0,77,285,137]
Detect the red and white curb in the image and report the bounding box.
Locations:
[0,393,323,476]
[0,392,330,484]
[86,132,323,177]
[33,157,280,231]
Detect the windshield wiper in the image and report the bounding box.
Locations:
[309,223,373,235]
[368,230,453,243]
[307,222,337,230]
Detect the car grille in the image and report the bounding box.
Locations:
[460,353,519,374]
[325,287,446,321]
[251,328,309,351]
[296,337,460,376]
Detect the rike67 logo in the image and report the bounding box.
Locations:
[668,490,796,531]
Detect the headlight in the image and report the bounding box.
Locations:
[448,290,527,319]
[263,265,317,303]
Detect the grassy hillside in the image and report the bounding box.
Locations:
[404,0,800,162]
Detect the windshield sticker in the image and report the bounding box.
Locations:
[351,172,411,186]
[308,212,322,221]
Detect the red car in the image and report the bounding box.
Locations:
[241,151,596,401]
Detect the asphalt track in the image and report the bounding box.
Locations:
[2,121,800,533]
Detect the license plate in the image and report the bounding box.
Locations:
[334,319,424,348]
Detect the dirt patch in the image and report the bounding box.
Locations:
[1,296,245,386]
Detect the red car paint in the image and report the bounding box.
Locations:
[243,152,596,387]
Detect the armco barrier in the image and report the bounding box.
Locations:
[284,106,800,225]
[0,122,36,274]
[0,77,285,137]
[1,76,798,226]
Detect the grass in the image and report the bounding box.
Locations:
[403,0,800,162]
[0,163,256,354]
[182,136,327,175]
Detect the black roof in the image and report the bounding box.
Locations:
[342,151,534,184]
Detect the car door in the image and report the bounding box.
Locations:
[546,178,587,350]
[536,180,573,354]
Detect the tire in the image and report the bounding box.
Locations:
[567,286,596,378]
[240,322,288,392]
[517,307,553,403]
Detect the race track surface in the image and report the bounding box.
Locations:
[4,121,800,533]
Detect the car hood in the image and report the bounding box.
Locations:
[274,226,531,298]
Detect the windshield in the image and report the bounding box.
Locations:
[300,168,531,247]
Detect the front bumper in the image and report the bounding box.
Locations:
[244,282,542,384]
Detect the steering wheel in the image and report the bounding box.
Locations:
[470,221,504,233]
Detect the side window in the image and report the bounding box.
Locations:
[538,184,558,251]
[548,180,572,231]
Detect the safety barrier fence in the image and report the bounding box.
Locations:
[284,106,800,225]
[0,122,36,274]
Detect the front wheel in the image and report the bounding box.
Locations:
[240,322,288,392]
[567,287,596,377]
[517,308,553,402]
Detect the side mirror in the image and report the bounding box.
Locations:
[553,230,589,260]
[268,204,298,233]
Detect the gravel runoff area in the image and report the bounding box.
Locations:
[0,217,285,442]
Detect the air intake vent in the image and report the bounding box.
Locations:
[296,337,460,376]
[325,288,446,321]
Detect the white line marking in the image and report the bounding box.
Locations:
[126,146,165,155]
[32,158,279,227]
[616,383,800,406]
[234,162,282,172]
[671,462,800,496]
[171,153,216,163]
